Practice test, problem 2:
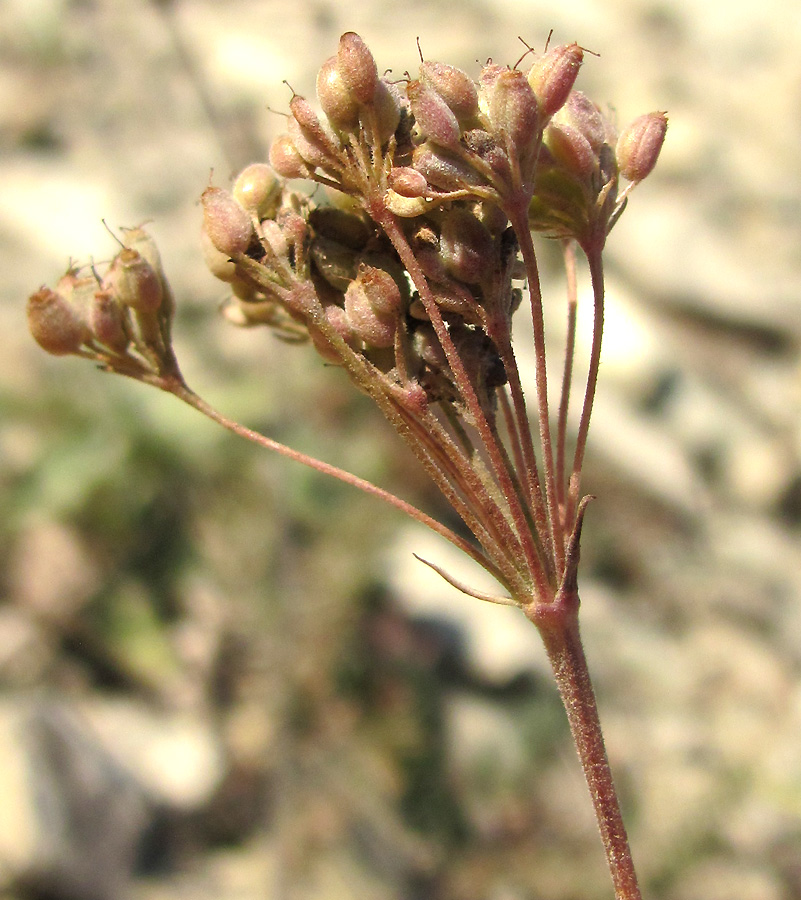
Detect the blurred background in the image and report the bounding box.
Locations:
[2,0,801,898]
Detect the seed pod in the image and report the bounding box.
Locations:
[344,278,397,348]
[371,80,402,145]
[201,187,254,258]
[310,235,358,291]
[420,61,479,124]
[389,166,428,198]
[555,91,606,152]
[527,43,583,119]
[105,248,163,312]
[317,55,360,130]
[27,286,89,355]
[356,263,403,318]
[89,288,129,353]
[616,111,668,182]
[269,133,313,179]
[545,121,596,178]
[336,32,378,105]
[412,143,485,192]
[439,208,494,284]
[407,80,462,150]
[482,68,539,157]
[233,163,281,219]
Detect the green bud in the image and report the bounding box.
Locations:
[555,91,606,152]
[412,143,485,192]
[482,68,539,160]
[371,80,402,145]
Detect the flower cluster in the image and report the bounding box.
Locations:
[27,33,666,899]
[29,31,666,606]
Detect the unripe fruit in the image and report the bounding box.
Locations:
[616,111,668,182]
[232,163,281,219]
[420,61,478,124]
[527,43,583,119]
[336,32,378,105]
[105,248,163,312]
[317,55,360,130]
[27,286,89,355]
[201,187,254,258]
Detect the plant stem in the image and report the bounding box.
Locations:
[566,244,605,529]
[507,201,566,578]
[528,586,641,900]
[556,239,578,516]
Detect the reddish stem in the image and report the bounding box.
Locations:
[566,244,604,529]
[529,612,640,895]
[556,240,578,516]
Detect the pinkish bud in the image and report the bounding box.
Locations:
[407,80,462,149]
[388,166,428,198]
[356,264,403,318]
[616,111,668,182]
[289,95,341,158]
[412,143,484,192]
[336,32,378,105]
[311,304,359,364]
[27,285,90,355]
[288,117,337,170]
[344,278,397,348]
[201,186,254,257]
[105,248,163,312]
[317,55,360,130]
[420,61,478,124]
[269,133,313,179]
[526,43,583,119]
[371,80,402,145]
[232,163,281,219]
[555,91,606,151]
[545,121,596,178]
[481,68,539,157]
[439,208,494,284]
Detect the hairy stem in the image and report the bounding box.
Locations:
[507,201,565,577]
[529,590,641,900]
[159,374,506,584]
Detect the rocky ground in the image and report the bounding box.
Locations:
[2,1,801,899]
